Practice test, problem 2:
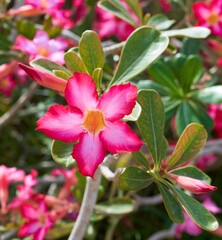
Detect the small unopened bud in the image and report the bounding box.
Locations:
[169,174,217,194]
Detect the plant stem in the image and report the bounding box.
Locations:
[68,168,101,240]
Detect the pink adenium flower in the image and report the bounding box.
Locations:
[208,103,222,138]
[0,165,25,214]
[196,154,217,170]
[19,199,54,240]
[176,198,222,238]
[193,0,222,38]
[52,168,77,199]
[169,173,217,194]
[13,30,68,64]
[158,0,171,12]
[36,72,143,177]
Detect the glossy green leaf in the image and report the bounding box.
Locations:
[170,184,218,231]
[164,99,180,122]
[148,14,175,30]
[163,27,211,39]
[136,80,169,96]
[16,20,36,39]
[171,123,207,168]
[148,61,179,93]
[124,0,143,23]
[170,165,211,184]
[168,147,183,167]
[108,27,169,87]
[119,166,153,191]
[132,151,151,170]
[98,0,139,28]
[157,182,184,224]
[95,198,134,215]
[53,70,69,80]
[123,102,141,121]
[181,55,202,92]
[182,38,201,55]
[79,30,104,75]
[64,51,88,74]
[92,68,103,91]
[30,58,72,76]
[137,90,165,167]
[51,140,76,168]
[160,136,168,161]
[191,86,222,104]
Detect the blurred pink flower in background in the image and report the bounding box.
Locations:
[176,198,222,238]
[158,0,171,12]
[207,39,222,66]
[197,154,217,170]
[208,103,222,138]
[0,165,25,214]
[14,30,68,64]
[193,0,222,38]
[52,168,77,199]
[18,199,54,240]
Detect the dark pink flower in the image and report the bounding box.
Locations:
[14,30,67,64]
[0,165,25,214]
[36,72,143,177]
[19,199,54,240]
[208,103,222,138]
[169,173,217,194]
[193,0,222,38]
[52,168,77,199]
[25,0,64,9]
[50,9,74,29]
[158,0,171,12]
[197,154,217,170]
[176,198,221,238]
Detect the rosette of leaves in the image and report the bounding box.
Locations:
[137,53,222,135]
[118,89,218,230]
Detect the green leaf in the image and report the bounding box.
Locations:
[98,0,139,28]
[64,51,88,74]
[136,80,169,96]
[163,27,211,39]
[191,86,222,104]
[170,184,218,231]
[92,68,103,91]
[160,136,168,161]
[51,140,76,168]
[171,123,207,168]
[79,30,104,75]
[148,14,175,30]
[124,0,143,24]
[16,20,36,39]
[148,60,179,93]
[132,151,151,170]
[119,166,153,190]
[30,58,72,76]
[157,182,184,224]
[168,147,183,167]
[137,90,165,167]
[182,38,201,55]
[169,166,211,184]
[0,33,12,51]
[123,101,141,121]
[164,99,180,122]
[108,27,169,87]
[95,198,134,215]
[53,70,69,80]
[181,55,202,92]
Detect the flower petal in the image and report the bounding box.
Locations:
[100,120,143,154]
[19,221,41,237]
[18,63,67,93]
[65,72,98,113]
[13,36,37,55]
[72,133,106,178]
[33,30,49,48]
[20,204,39,220]
[98,83,137,121]
[36,105,84,143]
[193,2,211,21]
[34,227,48,240]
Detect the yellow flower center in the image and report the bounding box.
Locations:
[37,47,49,57]
[0,79,8,87]
[39,214,46,225]
[207,11,220,25]
[83,110,106,134]
[41,0,48,8]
